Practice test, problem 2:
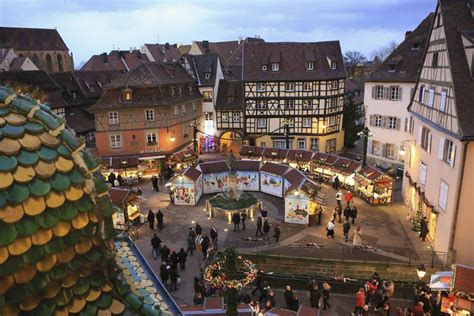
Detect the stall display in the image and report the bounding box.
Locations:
[235,160,261,191]
[355,166,393,205]
[260,162,288,198]
[199,160,230,194]
[311,152,339,182]
[169,149,198,172]
[173,166,202,206]
[286,149,314,171]
[331,157,362,190]
[102,156,143,185]
[284,178,319,225]
[109,187,144,228]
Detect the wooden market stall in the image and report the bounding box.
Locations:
[239,145,265,160]
[235,160,261,191]
[311,152,339,182]
[198,160,230,194]
[109,187,145,229]
[451,264,474,315]
[172,166,203,206]
[283,168,306,194]
[286,150,314,172]
[330,157,362,190]
[168,149,198,172]
[102,156,142,186]
[284,178,320,225]
[355,166,393,205]
[260,162,289,198]
[262,147,288,163]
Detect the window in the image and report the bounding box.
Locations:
[174,106,178,116]
[302,117,311,127]
[203,91,212,102]
[390,86,400,100]
[420,127,432,153]
[261,65,267,71]
[305,61,314,70]
[326,138,337,152]
[108,111,119,125]
[110,134,122,149]
[205,112,213,121]
[372,140,381,155]
[374,115,382,127]
[86,131,95,144]
[46,54,52,72]
[181,104,186,113]
[188,85,193,93]
[411,42,420,51]
[404,118,408,132]
[71,91,77,99]
[285,83,295,92]
[385,143,395,158]
[192,102,197,112]
[298,139,306,149]
[331,61,337,69]
[439,138,456,167]
[204,72,211,79]
[271,63,279,71]
[257,118,266,128]
[310,138,319,151]
[257,100,267,110]
[52,107,65,117]
[145,109,155,121]
[303,82,312,91]
[418,85,425,103]
[146,132,157,145]
[375,85,384,99]
[330,81,339,90]
[170,88,175,96]
[303,99,312,109]
[123,90,132,101]
[409,117,415,134]
[285,100,295,109]
[329,116,336,126]
[330,98,337,108]
[233,113,240,122]
[432,52,439,67]
[256,83,266,92]
[222,113,229,122]
[438,180,448,212]
[440,89,447,112]
[428,87,435,107]
[273,140,291,149]
[388,116,398,130]
[419,162,427,185]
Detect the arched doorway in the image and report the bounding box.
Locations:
[218,130,244,154]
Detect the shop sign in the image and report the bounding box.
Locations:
[430,271,453,290]
[139,148,166,154]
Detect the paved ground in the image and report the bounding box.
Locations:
[131,152,430,308]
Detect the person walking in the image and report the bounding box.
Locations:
[169,266,180,292]
[337,205,343,224]
[353,226,363,247]
[255,215,263,237]
[210,226,218,244]
[195,222,202,236]
[284,285,295,310]
[259,280,270,303]
[336,190,342,214]
[177,247,187,270]
[156,209,164,231]
[344,206,351,222]
[232,212,240,231]
[267,290,276,309]
[420,217,429,241]
[317,206,323,225]
[263,219,271,241]
[160,244,170,262]
[334,176,340,189]
[331,175,337,189]
[350,206,358,225]
[261,208,268,219]
[169,250,179,269]
[240,212,247,230]
[274,224,281,242]
[343,220,351,242]
[310,283,321,309]
[326,220,335,238]
[151,175,158,192]
[345,190,353,207]
[151,233,162,259]
[353,288,366,316]
[201,234,210,259]
[147,209,155,230]
[252,270,264,296]
[160,261,169,286]
[322,282,331,310]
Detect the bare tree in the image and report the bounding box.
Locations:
[371,41,398,63]
[343,51,367,66]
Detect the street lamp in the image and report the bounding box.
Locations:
[169,133,176,143]
[417,264,427,280]
[283,119,291,149]
[357,127,373,168]
[190,119,200,153]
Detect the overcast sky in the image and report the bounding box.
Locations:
[0,0,435,68]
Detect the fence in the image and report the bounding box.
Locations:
[222,239,446,268]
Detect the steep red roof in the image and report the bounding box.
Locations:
[144,43,183,62]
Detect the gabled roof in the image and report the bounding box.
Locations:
[198,160,229,174]
[284,168,306,185]
[183,166,202,181]
[49,72,90,107]
[235,160,260,171]
[183,53,220,86]
[243,41,346,81]
[194,40,240,63]
[260,162,289,176]
[368,13,434,82]
[215,80,244,110]
[0,27,69,51]
[80,50,149,72]
[66,106,95,133]
[143,43,182,62]
[75,70,123,99]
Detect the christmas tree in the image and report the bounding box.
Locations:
[412,203,422,231]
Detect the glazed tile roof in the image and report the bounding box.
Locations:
[0,27,69,51]
[0,85,163,315]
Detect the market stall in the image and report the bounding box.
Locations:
[331,157,362,190]
[172,166,203,206]
[311,152,339,182]
[109,187,145,229]
[169,149,198,172]
[262,147,288,163]
[355,166,393,205]
[102,156,143,186]
[198,160,229,194]
[283,168,306,195]
[235,160,260,191]
[239,145,265,160]
[451,264,474,315]
[284,178,320,225]
[260,162,289,198]
[286,150,314,172]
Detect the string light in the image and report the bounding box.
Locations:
[203,255,257,289]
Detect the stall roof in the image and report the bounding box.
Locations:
[260,162,289,176]
[235,160,260,171]
[312,152,338,165]
[286,149,305,161]
[171,149,198,163]
[108,187,137,205]
[262,147,281,159]
[333,157,362,174]
[301,150,315,161]
[286,178,319,196]
[182,166,202,181]
[278,148,289,159]
[239,145,264,157]
[284,168,306,185]
[454,264,474,294]
[102,156,139,169]
[198,160,229,174]
[358,166,391,181]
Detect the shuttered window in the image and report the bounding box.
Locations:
[419,162,427,185]
[438,180,448,212]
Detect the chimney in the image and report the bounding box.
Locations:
[202,40,209,49]
[101,52,108,64]
[129,47,133,53]
[137,51,142,59]
[173,43,177,48]
[165,42,170,50]
[405,31,412,39]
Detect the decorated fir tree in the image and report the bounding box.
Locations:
[412,203,422,232]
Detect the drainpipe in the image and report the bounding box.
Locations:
[447,141,468,264]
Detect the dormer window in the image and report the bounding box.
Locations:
[331,61,337,70]
[305,61,314,71]
[271,63,279,72]
[170,88,175,96]
[204,72,211,79]
[388,64,396,72]
[123,89,132,101]
[261,65,267,71]
[178,88,182,95]
[411,42,420,51]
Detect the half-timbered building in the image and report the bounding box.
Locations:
[241,41,346,152]
[403,0,474,265]
[90,62,202,173]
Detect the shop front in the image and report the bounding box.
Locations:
[109,187,145,229]
[355,166,393,205]
[330,157,362,191]
[311,152,339,182]
[199,135,217,153]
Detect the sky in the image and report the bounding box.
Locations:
[0,0,436,68]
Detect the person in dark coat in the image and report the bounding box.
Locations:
[310,283,322,309]
[160,262,169,285]
[147,209,155,230]
[177,248,187,270]
[252,270,264,296]
[263,219,271,241]
[193,292,204,306]
[151,175,158,192]
[169,250,179,269]
[232,212,240,231]
[274,224,281,242]
[151,233,161,259]
[117,174,123,186]
[240,212,247,230]
[210,226,218,244]
[344,206,351,222]
[108,172,116,186]
[169,266,180,291]
[156,209,164,231]
[289,294,299,312]
[350,207,358,225]
[267,290,276,308]
[259,280,270,303]
[284,285,295,310]
[343,220,351,242]
[261,208,268,219]
[322,283,331,310]
[187,230,195,255]
[201,234,210,258]
[255,215,263,237]
[317,206,323,225]
[160,244,170,262]
[195,222,202,235]
[420,217,429,241]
